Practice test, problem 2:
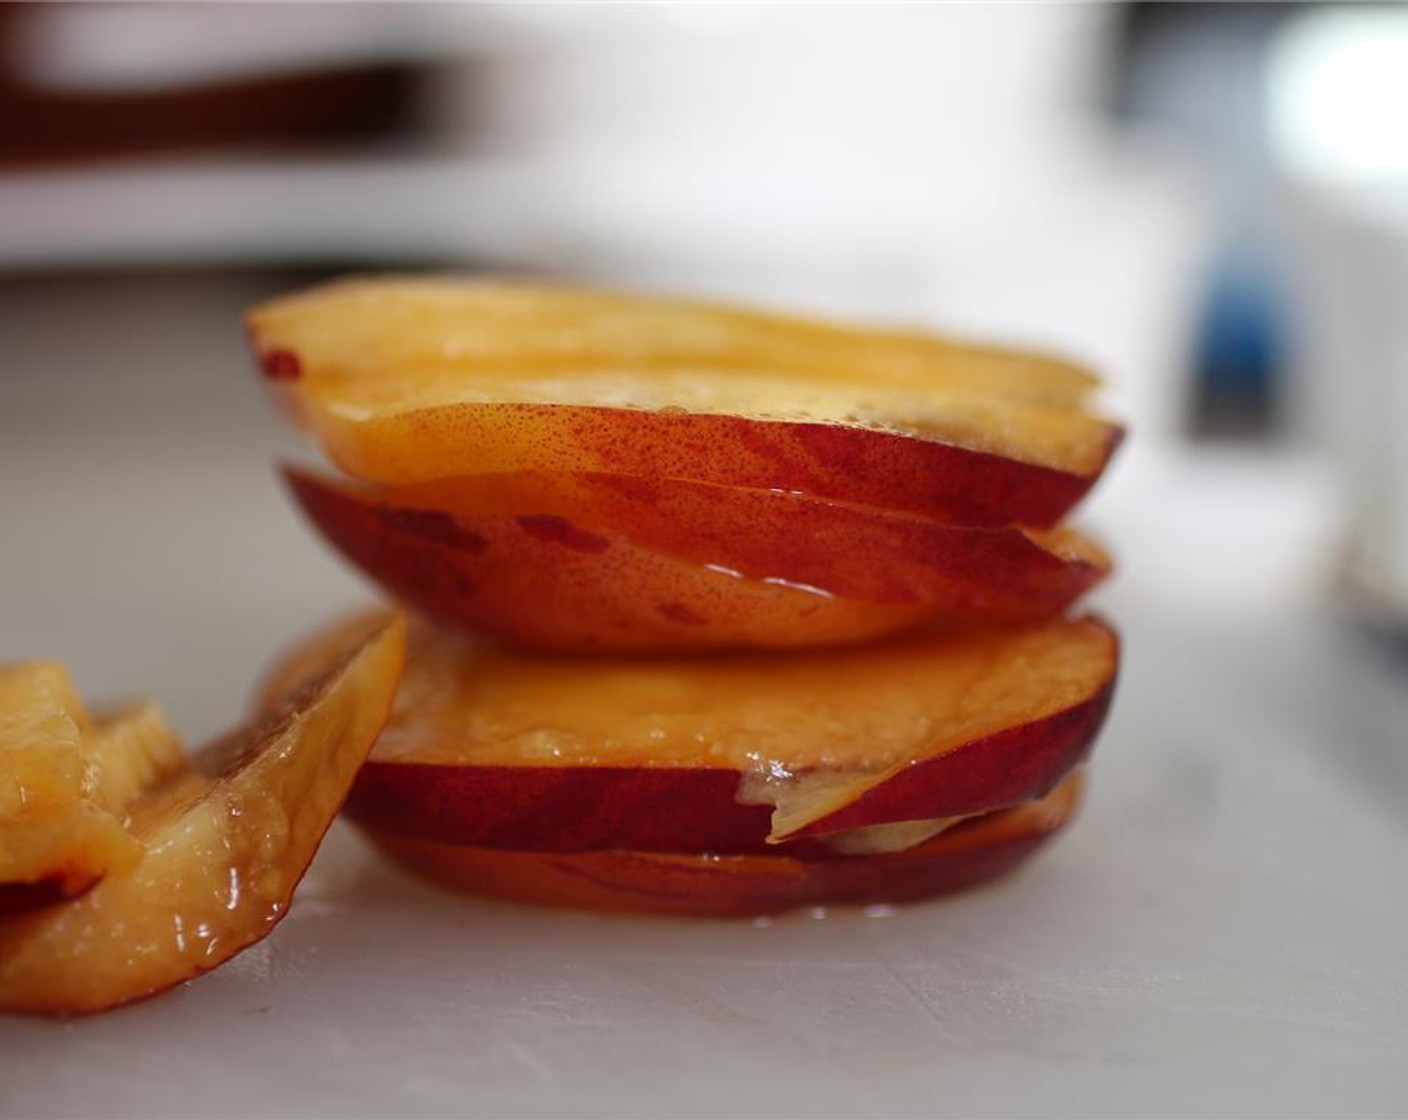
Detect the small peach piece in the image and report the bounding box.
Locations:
[0,616,405,1016]
[0,664,139,906]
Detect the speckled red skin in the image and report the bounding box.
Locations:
[313,402,1122,529]
[343,673,1114,856]
[362,776,1083,917]
[283,465,1107,653]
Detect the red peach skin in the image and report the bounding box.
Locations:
[285,466,1109,652]
[365,775,1084,917]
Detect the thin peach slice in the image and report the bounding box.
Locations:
[247,278,1122,527]
[366,775,1084,917]
[260,613,1116,856]
[285,466,1108,652]
[0,615,404,1016]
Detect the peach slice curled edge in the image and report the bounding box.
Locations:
[261,613,1117,859]
[0,615,405,1017]
[284,465,1109,653]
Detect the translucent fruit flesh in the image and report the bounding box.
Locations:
[0,616,405,1016]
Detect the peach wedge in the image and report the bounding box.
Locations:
[0,616,404,1016]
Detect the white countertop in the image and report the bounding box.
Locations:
[1,274,1405,1118]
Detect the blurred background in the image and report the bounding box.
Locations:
[2,2,1406,723]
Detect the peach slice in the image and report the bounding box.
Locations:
[247,278,1122,527]
[261,612,1116,857]
[0,615,404,1016]
[286,466,1107,652]
[365,775,1084,917]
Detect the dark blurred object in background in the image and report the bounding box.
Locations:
[0,3,437,166]
[1110,2,1300,442]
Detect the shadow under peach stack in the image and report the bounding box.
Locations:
[249,278,1123,918]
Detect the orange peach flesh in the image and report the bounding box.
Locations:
[246,279,1121,524]
[262,612,1115,844]
[0,616,405,1016]
[367,774,1083,917]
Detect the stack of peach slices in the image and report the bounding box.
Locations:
[0,280,1119,1016]
[248,278,1123,919]
[0,277,1120,1014]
